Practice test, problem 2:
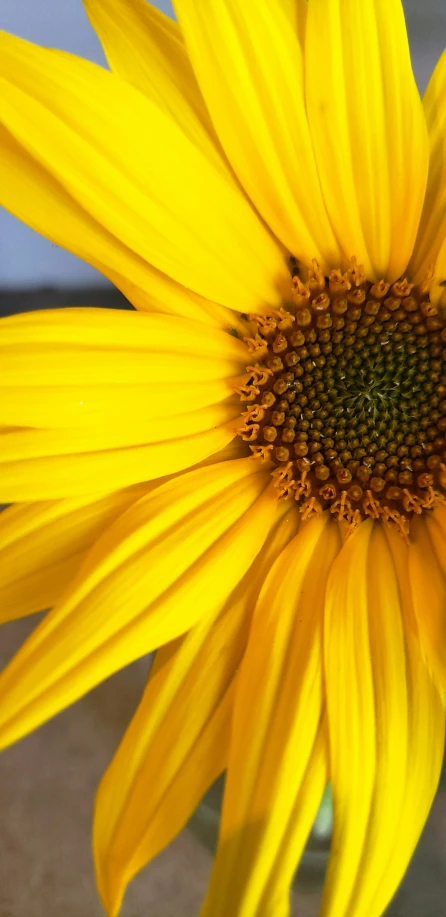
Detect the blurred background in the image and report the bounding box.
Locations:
[0,1,445,916]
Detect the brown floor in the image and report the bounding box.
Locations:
[1,615,445,917]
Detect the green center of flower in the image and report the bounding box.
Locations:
[237,258,446,539]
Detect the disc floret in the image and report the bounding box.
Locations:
[237,258,446,540]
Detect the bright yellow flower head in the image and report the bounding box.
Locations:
[0,1,445,916]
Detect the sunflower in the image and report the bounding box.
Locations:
[0,0,446,914]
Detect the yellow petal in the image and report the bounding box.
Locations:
[116,273,251,335]
[429,232,446,308]
[321,521,444,917]
[1,103,250,332]
[0,306,248,362]
[0,443,249,627]
[93,496,297,916]
[281,0,308,49]
[0,31,286,312]
[201,513,341,917]
[0,459,274,749]
[1,351,240,387]
[0,307,247,429]
[96,661,233,917]
[0,422,239,502]
[409,50,446,284]
[1,407,241,471]
[0,307,250,499]
[0,120,228,329]
[0,382,242,431]
[180,434,248,470]
[174,0,341,270]
[322,521,375,917]
[0,486,148,622]
[409,507,446,690]
[305,0,428,281]
[83,0,228,177]
[366,524,446,917]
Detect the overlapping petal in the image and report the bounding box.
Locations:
[430,233,446,308]
[305,0,428,281]
[113,268,252,334]
[410,50,446,284]
[410,507,446,691]
[201,513,340,917]
[83,0,228,177]
[0,31,287,314]
[0,459,275,750]
[0,308,249,499]
[0,485,148,622]
[0,307,247,424]
[93,499,299,917]
[0,420,240,502]
[174,0,341,271]
[0,117,233,329]
[366,526,446,917]
[281,0,308,48]
[322,522,444,917]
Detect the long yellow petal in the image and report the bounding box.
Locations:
[0,422,238,502]
[0,486,148,622]
[0,382,242,431]
[431,234,446,308]
[409,507,446,691]
[93,498,298,916]
[0,308,247,429]
[0,31,286,312]
[2,112,252,332]
[0,460,274,749]
[322,521,444,917]
[409,50,446,283]
[0,119,231,329]
[306,0,428,281]
[0,352,240,387]
[366,525,446,917]
[0,307,249,359]
[198,437,248,468]
[322,521,375,917]
[0,307,250,499]
[174,0,341,271]
[114,272,251,334]
[0,441,251,626]
[201,514,341,917]
[83,0,228,177]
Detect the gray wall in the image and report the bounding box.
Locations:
[0,0,444,289]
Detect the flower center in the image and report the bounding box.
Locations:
[237,258,446,540]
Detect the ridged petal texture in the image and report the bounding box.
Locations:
[93,499,300,917]
[0,459,277,750]
[0,30,287,314]
[0,485,149,622]
[83,0,228,177]
[305,0,428,281]
[1,110,234,327]
[174,0,341,271]
[430,233,446,310]
[200,513,340,917]
[0,308,249,500]
[410,50,446,285]
[322,521,445,917]
[410,506,446,691]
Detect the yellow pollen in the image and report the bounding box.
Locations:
[238,257,446,541]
